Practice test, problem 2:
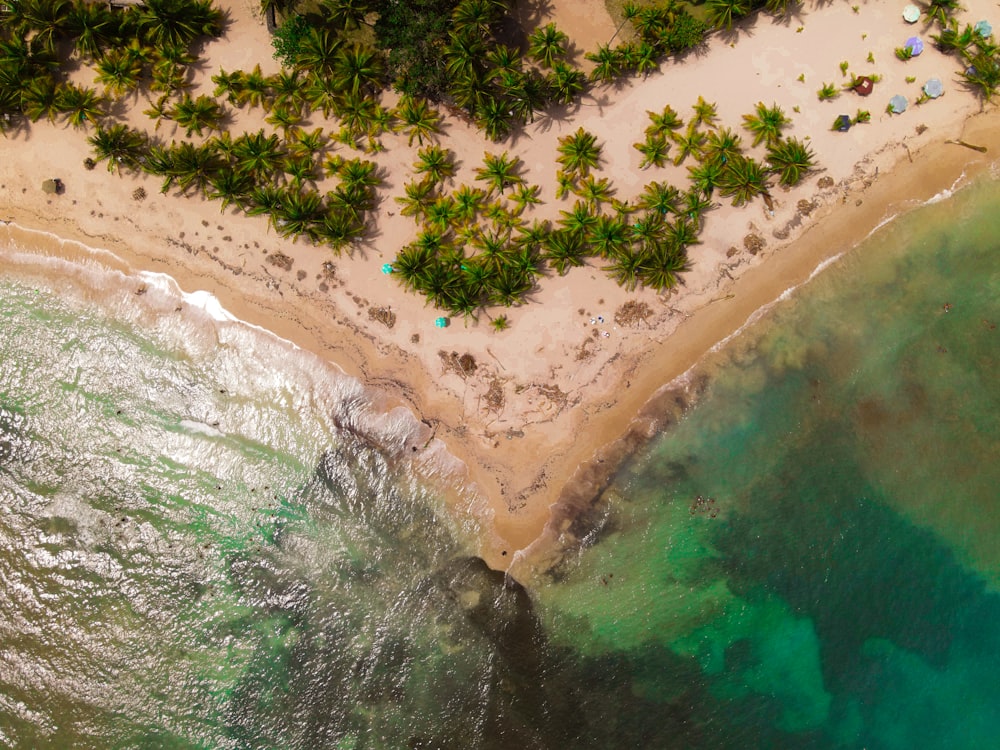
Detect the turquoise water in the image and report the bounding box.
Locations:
[1,173,998,748]
[534,176,1000,747]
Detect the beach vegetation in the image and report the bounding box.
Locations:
[55,83,104,128]
[817,82,839,100]
[393,95,441,146]
[839,60,849,76]
[705,0,751,31]
[87,123,147,173]
[923,0,963,29]
[413,144,456,184]
[717,154,770,206]
[634,134,671,168]
[556,127,602,177]
[854,109,871,123]
[169,93,224,137]
[585,44,621,83]
[741,101,790,146]
[894,45,914,61]
[490,314,510,331]
[691,96,719,129]
[646,105,685,138]
[672,126,706,166]
[476,151,522,195]
[904,75,916,83]
[765,137,815,186]
[867,51,875,63]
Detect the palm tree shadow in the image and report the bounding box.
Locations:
[768,3,808,28]
[715,12,761,44]
[533,100,581,134]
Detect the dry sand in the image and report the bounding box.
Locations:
[2,0,999,574]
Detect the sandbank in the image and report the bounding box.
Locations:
[2,0,998,575]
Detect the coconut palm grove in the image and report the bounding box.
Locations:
[0,0,983,321]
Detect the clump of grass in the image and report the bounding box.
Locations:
[867,51,875,63]
[906,75,916,83]
[840,60,850,76]
[817,82,839,100]
[855,109,871,123]
[797,73,806,82]
[491,315,510,332]
[895,46,914,61]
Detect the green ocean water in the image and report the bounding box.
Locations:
[534,174,1000,747]
[0,172,998,748]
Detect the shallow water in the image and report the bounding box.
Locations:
[534,175,1000,747]
[1,173,998,748]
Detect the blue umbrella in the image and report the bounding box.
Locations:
[975,20,992,37]
[889,94,908,113]
[905,37,924,56]
[381,263,394,274]
[923,78,944,98]
[434,317,449,329]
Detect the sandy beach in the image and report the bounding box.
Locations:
[2,0,999,574]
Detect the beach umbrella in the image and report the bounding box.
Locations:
[381,263,394,274]
[434,317,449,329]
[905,37,924,56]
[923,78,944,99]
[853,76,874,96]
[975,20,992,37]
[889,94,908,113]
[834,114,852,132]
[902,4,920,22]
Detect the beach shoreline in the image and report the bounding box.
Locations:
[2,0,999,574]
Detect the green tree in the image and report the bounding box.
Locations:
[475,151,523,195]
[546,62,586,105]
[394,95,441,146]
[139,0,224,49]
[528,23,568,68]
[55,83,104,128]
[742,101,790,146]
[170,93,224,137]
[64,0,114,61]
[765,137,815,186]
[543,229,586,275]
[332,44,384,95]
[634,134,670,168]
[414,144,456,184]
[705,0,750,30]
[718,155,770,206]
[556,127,601,176]
[87,124,147,173]
[585,44,620,83]
[95,50,143,99]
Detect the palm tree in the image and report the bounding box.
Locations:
[546,62,586,105]
[556,127,602,176]
[742,101,790,146]
[687,160,725,197]
[207,169,254,211]
[95,50,143,99]
[21,77,61,122]
[452,184,485,222]
[718,155,770,206]
[394,96,441,146]
[87,124,147,173]
[510,183,542,214]
[639,241,688,290]
[558,200,599,236]
[233,130,285,179]
[487,265,533,307]
[589,214,629,258]
[294,27,343,74]
[543,229,586,275]
[475,95,513,142]
[604,246,643,290]
[268,69,303,110]
[239,64,270,109]
[332,44,383,95]
[274,188,324,241]
[475,151,523,195]
[64,0,114,61]
[766,137,815,186]
[924,0,963,28]
[20,0,71,55]
[395,178,437,219]
[139,0,224,48]
[646,105,685,139]
[629,213,666,249]
[288,127,327,159]
[55,83,105,128]
[322,0,372,30]
[691,96,719,129]
[703,126,743,167]
[318,208,364,253]
[452,0,502,35]
[962,52,1000,102]
[486,44,522,78]
[211,68,245,105]
[169,140,225,194]
[265,103,300,133]
[338,157,381,192]
[283,154,319,190]
[705,0,751,30]
[528,23,568,68]
[424,195,460,232]
[170,93,224,137]
[672,126,706,166]
[577,174,615,208]
[634,134,670,168]
[639,181,682,216]
[585,44,620,83]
